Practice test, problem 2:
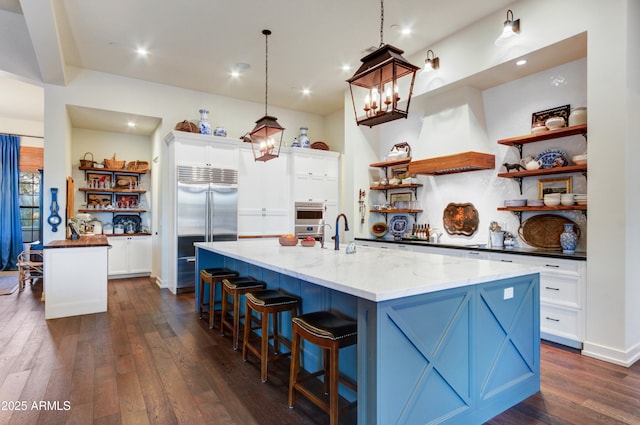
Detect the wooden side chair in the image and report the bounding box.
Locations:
[17,249,43,290]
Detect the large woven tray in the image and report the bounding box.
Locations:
[518,214,580,249]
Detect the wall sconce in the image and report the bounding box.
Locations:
[346,0,419,127]
[249,29,284,162]
[495,9,520,46]
[420,50,440,76]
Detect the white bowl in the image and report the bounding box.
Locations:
[572,154,587,165]
[544,198,561,206]
[545,116,566,130]
[544,193,561,199]
[560,199,575,206]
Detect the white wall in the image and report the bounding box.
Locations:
[344,0,639,366]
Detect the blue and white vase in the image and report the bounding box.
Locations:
[299,127,310,149]
[198,109,212,135]
[560,223,578,253]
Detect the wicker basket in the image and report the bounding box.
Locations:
[79,152,95,168]
[310,141,329,150]
[126,160,150,172]
[174,120,199,133]
[104,154,125,169]
[518,214,580,249]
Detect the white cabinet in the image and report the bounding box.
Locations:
[238,146,290,236]
[291,149,340,223]
[108,235,152,278]
[173,133,239,168]
[488,252,586,349]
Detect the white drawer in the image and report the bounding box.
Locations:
[507,255,584,275]
[540,273,581,308]
[540,304,582,342]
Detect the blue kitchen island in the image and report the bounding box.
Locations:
[195,239,540,424]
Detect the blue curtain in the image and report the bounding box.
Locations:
[0,134,23,270]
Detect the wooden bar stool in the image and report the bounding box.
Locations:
[220,276,266,350]
[199,268,238,329]
[288,311,358,425]
[242,289,299,382]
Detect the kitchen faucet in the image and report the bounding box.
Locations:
[335,214,349,250]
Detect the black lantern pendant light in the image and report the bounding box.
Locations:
[347,0,420,127]
[249,29,284,162]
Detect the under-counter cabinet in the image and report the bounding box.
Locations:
[107,235,152,278]
[489,252,585,349]
[238,147,290,236]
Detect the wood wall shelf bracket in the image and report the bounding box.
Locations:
[513,143,523,159]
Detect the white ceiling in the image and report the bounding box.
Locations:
[0,0,587,137]
[0,0,518,133]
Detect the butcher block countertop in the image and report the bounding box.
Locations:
[45,235,110,249]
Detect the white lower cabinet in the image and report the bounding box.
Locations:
[108,235,152,278]
[488,252,585,349]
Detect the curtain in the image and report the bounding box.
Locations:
[0,134,23,270]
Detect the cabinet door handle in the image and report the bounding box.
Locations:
[545,264,560,268]
[545,286,560,291]
[468,251,480,255]
[545,317,560,322]
[500,259,513,263]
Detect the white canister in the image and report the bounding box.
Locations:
[568,107,587,126]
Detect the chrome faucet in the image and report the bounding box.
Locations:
[335,214,349,250]
[319,223,332,249]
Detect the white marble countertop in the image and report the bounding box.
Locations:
[195,239,540,302]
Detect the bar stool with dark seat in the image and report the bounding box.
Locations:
[288,311,358,425]
[242,289,300,382]
[199,268,239,329]
[220,276,266,350]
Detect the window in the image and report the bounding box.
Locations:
[19,171,41,243]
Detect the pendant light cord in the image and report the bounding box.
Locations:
[379,0,384,47]
[263,29,270,116]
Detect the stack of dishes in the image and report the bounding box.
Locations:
[574,194,588,205]
[527,199,544,207]
[504,199,527,207]
[543,193,561,206]
[560,193,575,206]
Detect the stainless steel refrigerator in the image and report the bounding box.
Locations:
[176,165,238,293]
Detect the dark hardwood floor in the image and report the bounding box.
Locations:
[1,276,639,425]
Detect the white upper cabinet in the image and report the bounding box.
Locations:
[291,149,339,204]
[238,146,291,236]
[168,132,240,169]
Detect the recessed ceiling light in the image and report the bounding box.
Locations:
[231,62,251,78]
[136,47,149,57]
[301,88,311,95]
[341,64,351,72]
[516,59,527,66]
[230,70,241,78]
[127,121,136,128]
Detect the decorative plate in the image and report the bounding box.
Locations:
[443,203,479,236]
[388,215,409,237]
[113,214,141,232]
[518,214,580,249]
[535,149,569,169]
[370,222,388,238]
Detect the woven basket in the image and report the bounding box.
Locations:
[311,141,329,150]
[126,160,150,172]
[278,236,299,246]
[104,154,125,169]
[518,214,580,249]
[174,120,199,133]
[79,152,95,167]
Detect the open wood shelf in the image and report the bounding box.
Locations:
[498,124,587,146]
[497,164,587,178]
[78,187,146,194]
[79,166,148,174]
[498,205,587,212]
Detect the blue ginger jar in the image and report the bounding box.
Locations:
[198,109,212,135]
[299,127,310,149]
[560,223,578,253]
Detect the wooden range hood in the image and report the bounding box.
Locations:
[408,151,495,175]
